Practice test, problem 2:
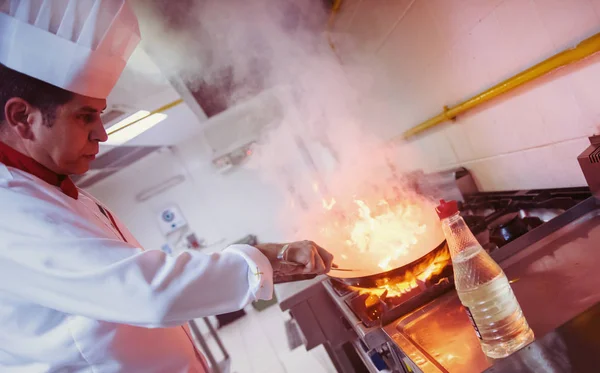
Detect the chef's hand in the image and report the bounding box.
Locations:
[255,241,334,276]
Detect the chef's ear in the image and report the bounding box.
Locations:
[4,97,40,140]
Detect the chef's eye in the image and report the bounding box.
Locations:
[78,114,97,124]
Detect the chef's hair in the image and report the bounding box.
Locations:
[0,64,73,127]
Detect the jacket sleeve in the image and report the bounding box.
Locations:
[0,194,273,328]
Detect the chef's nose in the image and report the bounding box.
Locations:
[91,120,109,143]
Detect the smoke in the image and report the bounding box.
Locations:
[130,0,434,271]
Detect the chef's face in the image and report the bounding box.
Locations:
[29,94,108,175]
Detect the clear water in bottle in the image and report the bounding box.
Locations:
[436,200,534,359]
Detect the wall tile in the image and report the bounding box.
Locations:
[447,27,495,102]
[399,70,449,128]
[590,0,600,18]
[526,73,595,143]
[352,61,410,141]
[485,91,549,152]
[343,0,414,55]
[459,137,589,191]
[329,0,364,63]
[445,108,497,162]
[443,118,478,163]
[533,0,599,50]
[544,137,591,187]
[331,0,362,33]
[426,50,461,109]
[359,55,454,142]
[377,0,445,76]
[426,0,504,48]
[390,145,429,174]
[463,152,520,190]
[359,98,408,141]
[461,6,513,85]
[492,0,555,74]
[569,53,600,127]
[393,51,460,142]
[410,125,460,171]
[386,127,457,174]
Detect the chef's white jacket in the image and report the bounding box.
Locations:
[0,164,274,372]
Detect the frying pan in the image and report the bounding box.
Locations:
[275,200,448,286]
[326,203,449,288]
[274,237,448,286]
[327,239,449,288]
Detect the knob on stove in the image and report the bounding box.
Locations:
[369,352,388,371]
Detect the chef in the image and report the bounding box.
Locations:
[0,1,334,372]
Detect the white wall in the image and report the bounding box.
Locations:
[332,0,600,191]
[88,135,289,252]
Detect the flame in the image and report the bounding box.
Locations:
[319,196,430,271]
[322,198,336,210]
[293,172,445,296]
[350,246,450,298]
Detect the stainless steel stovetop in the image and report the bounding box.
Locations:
[322,186,598,373]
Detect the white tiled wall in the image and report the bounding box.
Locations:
[334,0,600,191]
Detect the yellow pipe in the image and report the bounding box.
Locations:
[327,0,343,53]
[107,99,184,136]
[402,31,600,139]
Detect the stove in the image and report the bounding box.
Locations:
[329,266,454,329]
[318,182,591,373]
[325,186,591,331]
[280,159,598,373]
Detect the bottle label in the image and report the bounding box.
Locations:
[464,306,482,340]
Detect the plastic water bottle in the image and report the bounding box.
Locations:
[435,200,534,359]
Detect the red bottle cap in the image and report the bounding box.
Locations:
[435,199,458,220]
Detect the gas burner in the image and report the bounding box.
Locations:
[462,215,488,234]
[347,293,389,328]
[488,213,531,247]
[460,187,591,251]
[334,265,455,327]
[329,277,356,297]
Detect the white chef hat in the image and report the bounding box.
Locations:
[0,0,141,99]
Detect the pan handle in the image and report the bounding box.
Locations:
[274,274,318,284]
[279,260,358,272]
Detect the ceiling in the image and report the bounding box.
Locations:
[105,47,207,147]
[74,45,271,188]
[75,0,333,188]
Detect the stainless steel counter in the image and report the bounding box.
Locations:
[275,275,327,309]
[384,196,600,373]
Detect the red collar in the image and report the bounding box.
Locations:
[0,142,78,199]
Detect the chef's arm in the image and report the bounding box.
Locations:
[0,237,272,328]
